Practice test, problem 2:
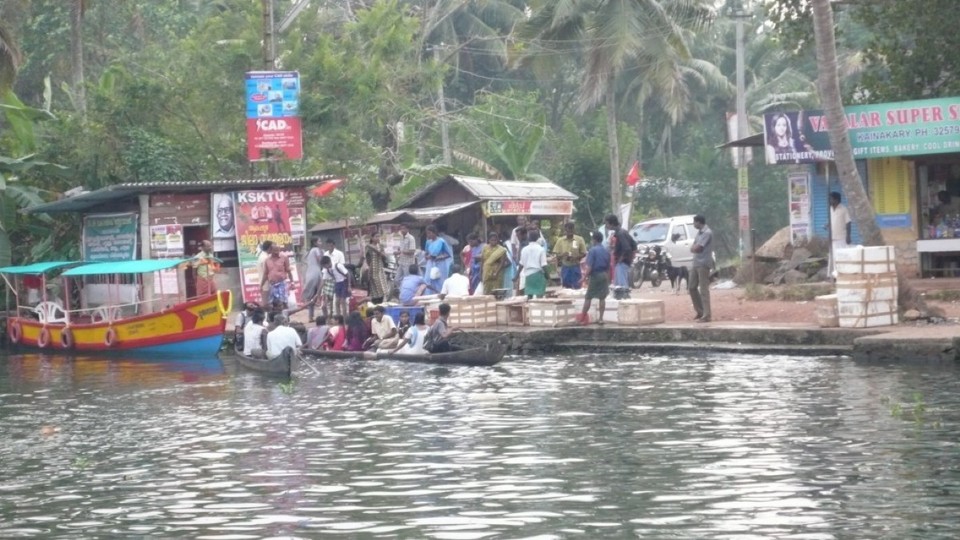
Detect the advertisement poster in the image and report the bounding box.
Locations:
[485,200,574,216]
[234,190,301,303]
[245,71,302,161]
[149,224,184,258]
[764,96,960,165]
[289,207,306,246]
[153,268,180,295]
[788,172,812,244]
[82,213,139,262]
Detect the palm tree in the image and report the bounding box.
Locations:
[810,0,923,312]
[524,0,715,211]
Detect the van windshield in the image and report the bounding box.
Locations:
[631,223,669,243]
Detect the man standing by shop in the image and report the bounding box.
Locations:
[827,191,852,279]
[604,214,635,289]
[395,224,417,287]
[553,222,586,289]
[262,243,294,312]
[689,214,714,323]
[192,240,220,296]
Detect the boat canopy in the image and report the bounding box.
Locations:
[62,258,191,277]
[0,261,80,275]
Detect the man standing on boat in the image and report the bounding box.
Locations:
[192,240,220,296]
[266,314,302,360]
[262,244,293,312]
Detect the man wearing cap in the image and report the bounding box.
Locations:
[266,313,302,360]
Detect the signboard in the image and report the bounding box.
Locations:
[788,172,812,244]
[149,224,184,258]
[485,200,574,216]
[245,71,302,161]
[153,268,180,295]
[764,96,960,165]
[82,213,139,262]
[234,190,301,303]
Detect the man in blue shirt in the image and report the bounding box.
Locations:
[580,231,611,324]
[399,264,436,306]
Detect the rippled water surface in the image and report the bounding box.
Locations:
[1,352,959,539]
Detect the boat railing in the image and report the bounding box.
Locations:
[17,295,172,325]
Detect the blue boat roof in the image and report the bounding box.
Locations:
[62,258,190,276]
[0,261,79,275]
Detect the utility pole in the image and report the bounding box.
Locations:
[734,1,752,270]
[262,0,280,177]
[434,46,452,165]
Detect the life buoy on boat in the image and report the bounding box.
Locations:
[60,327,75,349]
[37,327,51,348]
[104,327,118,348]
[9,321,22,344]
[217,290,233,318]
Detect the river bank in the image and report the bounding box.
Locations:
[261,284,960,364]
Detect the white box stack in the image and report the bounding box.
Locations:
[527,299,576,327]
[496,298,528,326]
[618,299,665,326]
[834,246,899,328]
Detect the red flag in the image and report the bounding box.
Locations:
[309,178,344,198]
[625,161,641,186]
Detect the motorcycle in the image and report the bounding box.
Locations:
[631,246,671,289]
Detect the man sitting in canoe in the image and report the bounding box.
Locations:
[398,264,437,306]
[385,312,430,355]
[243,310,268,358]
[363,305,399,351]
[423,302,459,353]
[266,314,302,360]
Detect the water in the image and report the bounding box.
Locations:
[1,352,959,539]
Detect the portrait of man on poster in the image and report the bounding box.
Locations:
[212,193,236,239]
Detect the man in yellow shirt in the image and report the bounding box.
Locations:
[552,222,586,289]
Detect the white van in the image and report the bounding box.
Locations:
[629,215,697,269]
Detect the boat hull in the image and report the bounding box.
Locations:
[7,292,229,358]
[233,349,293,377]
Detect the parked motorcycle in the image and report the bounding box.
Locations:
[631,246,671,288]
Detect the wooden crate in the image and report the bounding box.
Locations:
[496,299,528,326]
[446,296,497,328]
[617,299,665,326]
[814,294,839,328]
[527,299,576,327]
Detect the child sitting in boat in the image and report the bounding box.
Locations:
[385,312,429,355]
[307,315,329,350]
[343,311,369,352]
[321,314,346,351]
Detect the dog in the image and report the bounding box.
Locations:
[665,265,689,295]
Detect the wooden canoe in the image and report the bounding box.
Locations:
[234,347,293,377]
[301,339,506,367]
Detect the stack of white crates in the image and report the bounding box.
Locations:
[834,246,899,328]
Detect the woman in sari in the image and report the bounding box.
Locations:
[462,233,483,294]
[481,232,508,297]
[423,225,453,293]
[322,314,346,351]
[364,234,391,303]
[343,311,368,352]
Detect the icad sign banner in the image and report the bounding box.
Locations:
[245,71,302,161]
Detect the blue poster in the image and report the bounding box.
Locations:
[245,71,299,119]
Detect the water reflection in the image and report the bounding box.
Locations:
[0,352,958,538]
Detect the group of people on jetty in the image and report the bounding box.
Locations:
[230,209,716,360]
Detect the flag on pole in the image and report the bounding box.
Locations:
[625,161,641,186]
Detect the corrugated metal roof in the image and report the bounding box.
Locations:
[396,175,577,209]
[308,202,480,233]
[452,175,577,200]
[406,201,479,220]
[26,175,340,214]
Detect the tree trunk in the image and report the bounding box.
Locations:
[811,0,926,313]
[372,121,402,211]
[606,84,621,213]
[70,0,85,115]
